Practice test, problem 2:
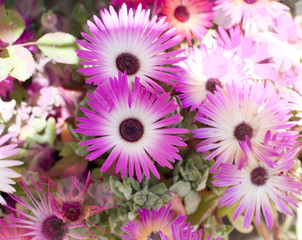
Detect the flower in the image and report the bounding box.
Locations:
[212,149,302,229]
[192,81,297,169]
[171,224,223,240]
[0,215,31,240]
[160,0,214,45]
[0,126,22,205]
[251,14,302,72]
[52,172,114,231]
[76,3,185,92]
[215,25,277,81]
[5,177,92,239]
[120,204,189,240]
[214,0,290,33]
[175,44,250,111]
[109,0,152,9]
[75,72,188,181]
[0,76,14,99]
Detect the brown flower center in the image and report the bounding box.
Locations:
[250,166,268,186]
[234,122,253,141]
[148,231,162,240]
[42,215,67,240]
[205,78,222,93]
[116,52,140,75]
[243,0,258,4]
[119,118,144,142]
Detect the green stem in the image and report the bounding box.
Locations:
[0,41,38,50]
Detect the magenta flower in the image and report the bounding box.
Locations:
[52,172,114,232]
[0,126,22,205]
[215,26,278,81]
[160,0,214,45]
[109,0,152,9]
[0,77,14,98]
[192,81,297,169]
[212,149,302,229]
[120,204,189,240]
[0,215,31,240]
[214,0,289,33]
[175,44,250,111]
[5,178,91,239]
[76,3,185,92]
[171,224,223,240]
[75,72,188,181]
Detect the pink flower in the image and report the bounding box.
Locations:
[160,0,214,45]
[75,72,188,181]
[175,44,250,111]
[214,0,289,33]
[76,3,185,92]
[192,81,297,169]
[212,149,302,229]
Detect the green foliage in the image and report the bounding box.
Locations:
[108,176,170,235]
[0,58,12,81]
[0,5,25,44]
[37,32,79,64]
[1,47,35,81]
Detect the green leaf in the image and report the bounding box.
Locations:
[169,181,191,198]
[0,6,25,43]
[0,58,12,81]
[73,3,88,25]
[2,47,35,81]
[184,191,201,215]
[149,183,168,195]
[37,32,79,64]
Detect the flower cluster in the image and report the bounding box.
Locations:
[1,0,302,239]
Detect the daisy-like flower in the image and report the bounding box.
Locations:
[160,0,214,45]
[120,204,189,240]
[0,125,22,205]
[0,215,31,240]
[76,3,185,92]
[175,44,250,111]
[212,149,302,229]
[109,0,152,9]
[192,81,297,169]
[52,172,114,231]
[75,72,188,181]
[215,26,277,81]
[251,14,302,72]
[170,224,223,240]
[214,0,290,33]
[5,178,91,239]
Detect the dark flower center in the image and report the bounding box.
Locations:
[174,5,190,23]
[42,215,67,240]
[116,52,140,75]
[62,201,82,222]
[234,122,253,141]
[148,231,162,240]
[250,166,268,186]
[119,118,144,142]
[243,0,258,4]
[205,78,222,93]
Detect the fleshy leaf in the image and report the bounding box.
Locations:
[0,58,12,81]
[37,32,79,64]
[169,181,191,198]
[227,211,254,234]
[184,191,201,215]
[2,47,35,81]
[0,6,25,44]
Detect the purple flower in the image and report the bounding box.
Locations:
[75,72,188,181]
